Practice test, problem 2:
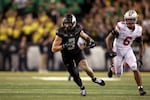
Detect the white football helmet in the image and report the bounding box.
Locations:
[124,10,138,23]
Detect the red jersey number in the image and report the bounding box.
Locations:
[123,36,132,46]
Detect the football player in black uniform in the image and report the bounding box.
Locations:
[52,14,105,96]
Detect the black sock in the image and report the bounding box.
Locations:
[80,86,85,90]
[92,77,96,82]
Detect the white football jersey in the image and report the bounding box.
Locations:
[114,21,142,48]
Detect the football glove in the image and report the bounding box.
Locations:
[137,59,143,68]
[86,39,96,48]
[108,50,117,58]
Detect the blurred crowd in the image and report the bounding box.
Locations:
[0,0,150,72]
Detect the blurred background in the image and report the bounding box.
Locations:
[0,0,150,72]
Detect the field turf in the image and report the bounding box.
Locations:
[0,71,149,100]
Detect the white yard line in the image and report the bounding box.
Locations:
[32,76,120,81]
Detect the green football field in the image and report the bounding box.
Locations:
[0,71,149,100]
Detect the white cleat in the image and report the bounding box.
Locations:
[80,86,86,96]
[80,89,86,96]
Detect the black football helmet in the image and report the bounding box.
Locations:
[63,14,77,30]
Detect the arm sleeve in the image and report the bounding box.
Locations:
[111,22,122,38]
[135,36,142,43]
[111,29,119,38]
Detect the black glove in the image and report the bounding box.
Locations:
[108,50,117,58]
[137,59,143,68]
[86,39,96,48]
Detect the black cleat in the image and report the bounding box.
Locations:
[80,86,86,96]
[108,67,113,78]
[92,77,105,86]
[139,88,146,96]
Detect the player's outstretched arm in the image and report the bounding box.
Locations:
[80,31,96,48]
[80,31,92,41]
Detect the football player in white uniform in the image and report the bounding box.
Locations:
[105,10,146,96]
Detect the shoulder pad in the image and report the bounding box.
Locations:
[74,24,82,33]
[56,28,64,37]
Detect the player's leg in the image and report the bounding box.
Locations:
[67,62,86,96]
[125,49,146,96]
[66,62,83,87]
[78,59,105,86]
[78,59,94,78]
[133,70,146,95]
[74,51,105,86]
[62,55,86,96]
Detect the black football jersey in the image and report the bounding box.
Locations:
[56,24,82,54]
